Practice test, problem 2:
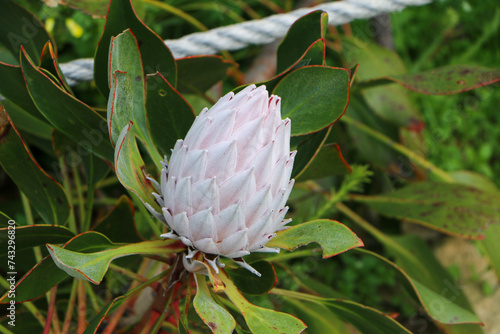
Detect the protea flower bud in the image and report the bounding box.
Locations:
[147,85,295,275]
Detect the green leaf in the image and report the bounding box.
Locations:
[343,37,423,128]
[227,261,277,295]
[94,0,176,96]
[291,126,331,178]
[384,235,484,334]
[39,41,73,93]
[0,109,70,225]
[219,269,306,334]
[193,274,236,334]
[287,299,349,334]
[273,288,410,334]
[177,55,235,94]
[0,62,47,122]
[1,100,52,139]
[108,70,133,145]
[20,49,113,161]
[0,232,116,303]
[274,66,350,136]
[108,29,153,152]
[277,10,327,73]
[146,72,195,156]
[92,195,142,243]
[355,248,481,325]
[267,219,363,258]
[0,0,54,63]
[47,238,183,284]
[296,143,352,180]
[114,122,159,211]
[450,171,500,281]
[367,65,500,95]
[0,225,74,253]
[354,181,500,239]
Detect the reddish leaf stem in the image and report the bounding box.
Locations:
[43,285,58,334]
[77,280,87,334]
[62,280,78,334]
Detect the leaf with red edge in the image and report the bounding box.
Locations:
[343,37,423,128]
[0,232,116,303]
[297,143,352,180]
[46,238,182,284]
[273,65,350,136]
[227,261,277,295]
[39,41,73,92]
[277,10,327,73]
[267,219,363,258]
[291,126,331,178]
[0,225,75,253]
[177,55,235,94]
[0,0,54,63]
[20,48,113,161]
[114,122,159,211]
[94,0,176,96]
[364,65,500,95]
[353,181,500,239]
[0,108,70,225]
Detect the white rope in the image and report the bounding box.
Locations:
[56,0,433,85]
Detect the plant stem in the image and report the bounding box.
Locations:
[340,115,455,183]
[84,281,100,314]
[59,157,77,233]
[62,279,78,334]
[43,285,59,334]
[77,280,86,333]
[0,324,14,334]
[109,263,148,282]
[72,166,85,229]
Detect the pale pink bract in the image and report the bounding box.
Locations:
[147,84,295,275]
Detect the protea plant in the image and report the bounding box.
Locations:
[146,85,296,275]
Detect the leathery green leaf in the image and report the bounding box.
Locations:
[0,108,70,225]
[194,274,236,334]
[353,181,500,239]
[115,122,159,211]
[354,249,481,325]
[94,0,176,96]
[274,66,350,136]
[20,48,113,161]
[0,225,74,253]
[267,219,363,258]
[296,143,352,181]
[219,269,306,334]
[277,10,327,73]
[272,288,411,334]
[146,72,195,156]
[0,232,116,303]
[108,70,133,145]
[46,238,183,284]
[227,261,277,295]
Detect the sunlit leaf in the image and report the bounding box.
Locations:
[46,238,183,284]
[219,269,306,334]
[193,274,236,333]
[267,219,363,258]
[114,122,159,211]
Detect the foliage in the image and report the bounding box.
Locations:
[0,0,499,333]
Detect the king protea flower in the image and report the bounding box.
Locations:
[146,85,295,275]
